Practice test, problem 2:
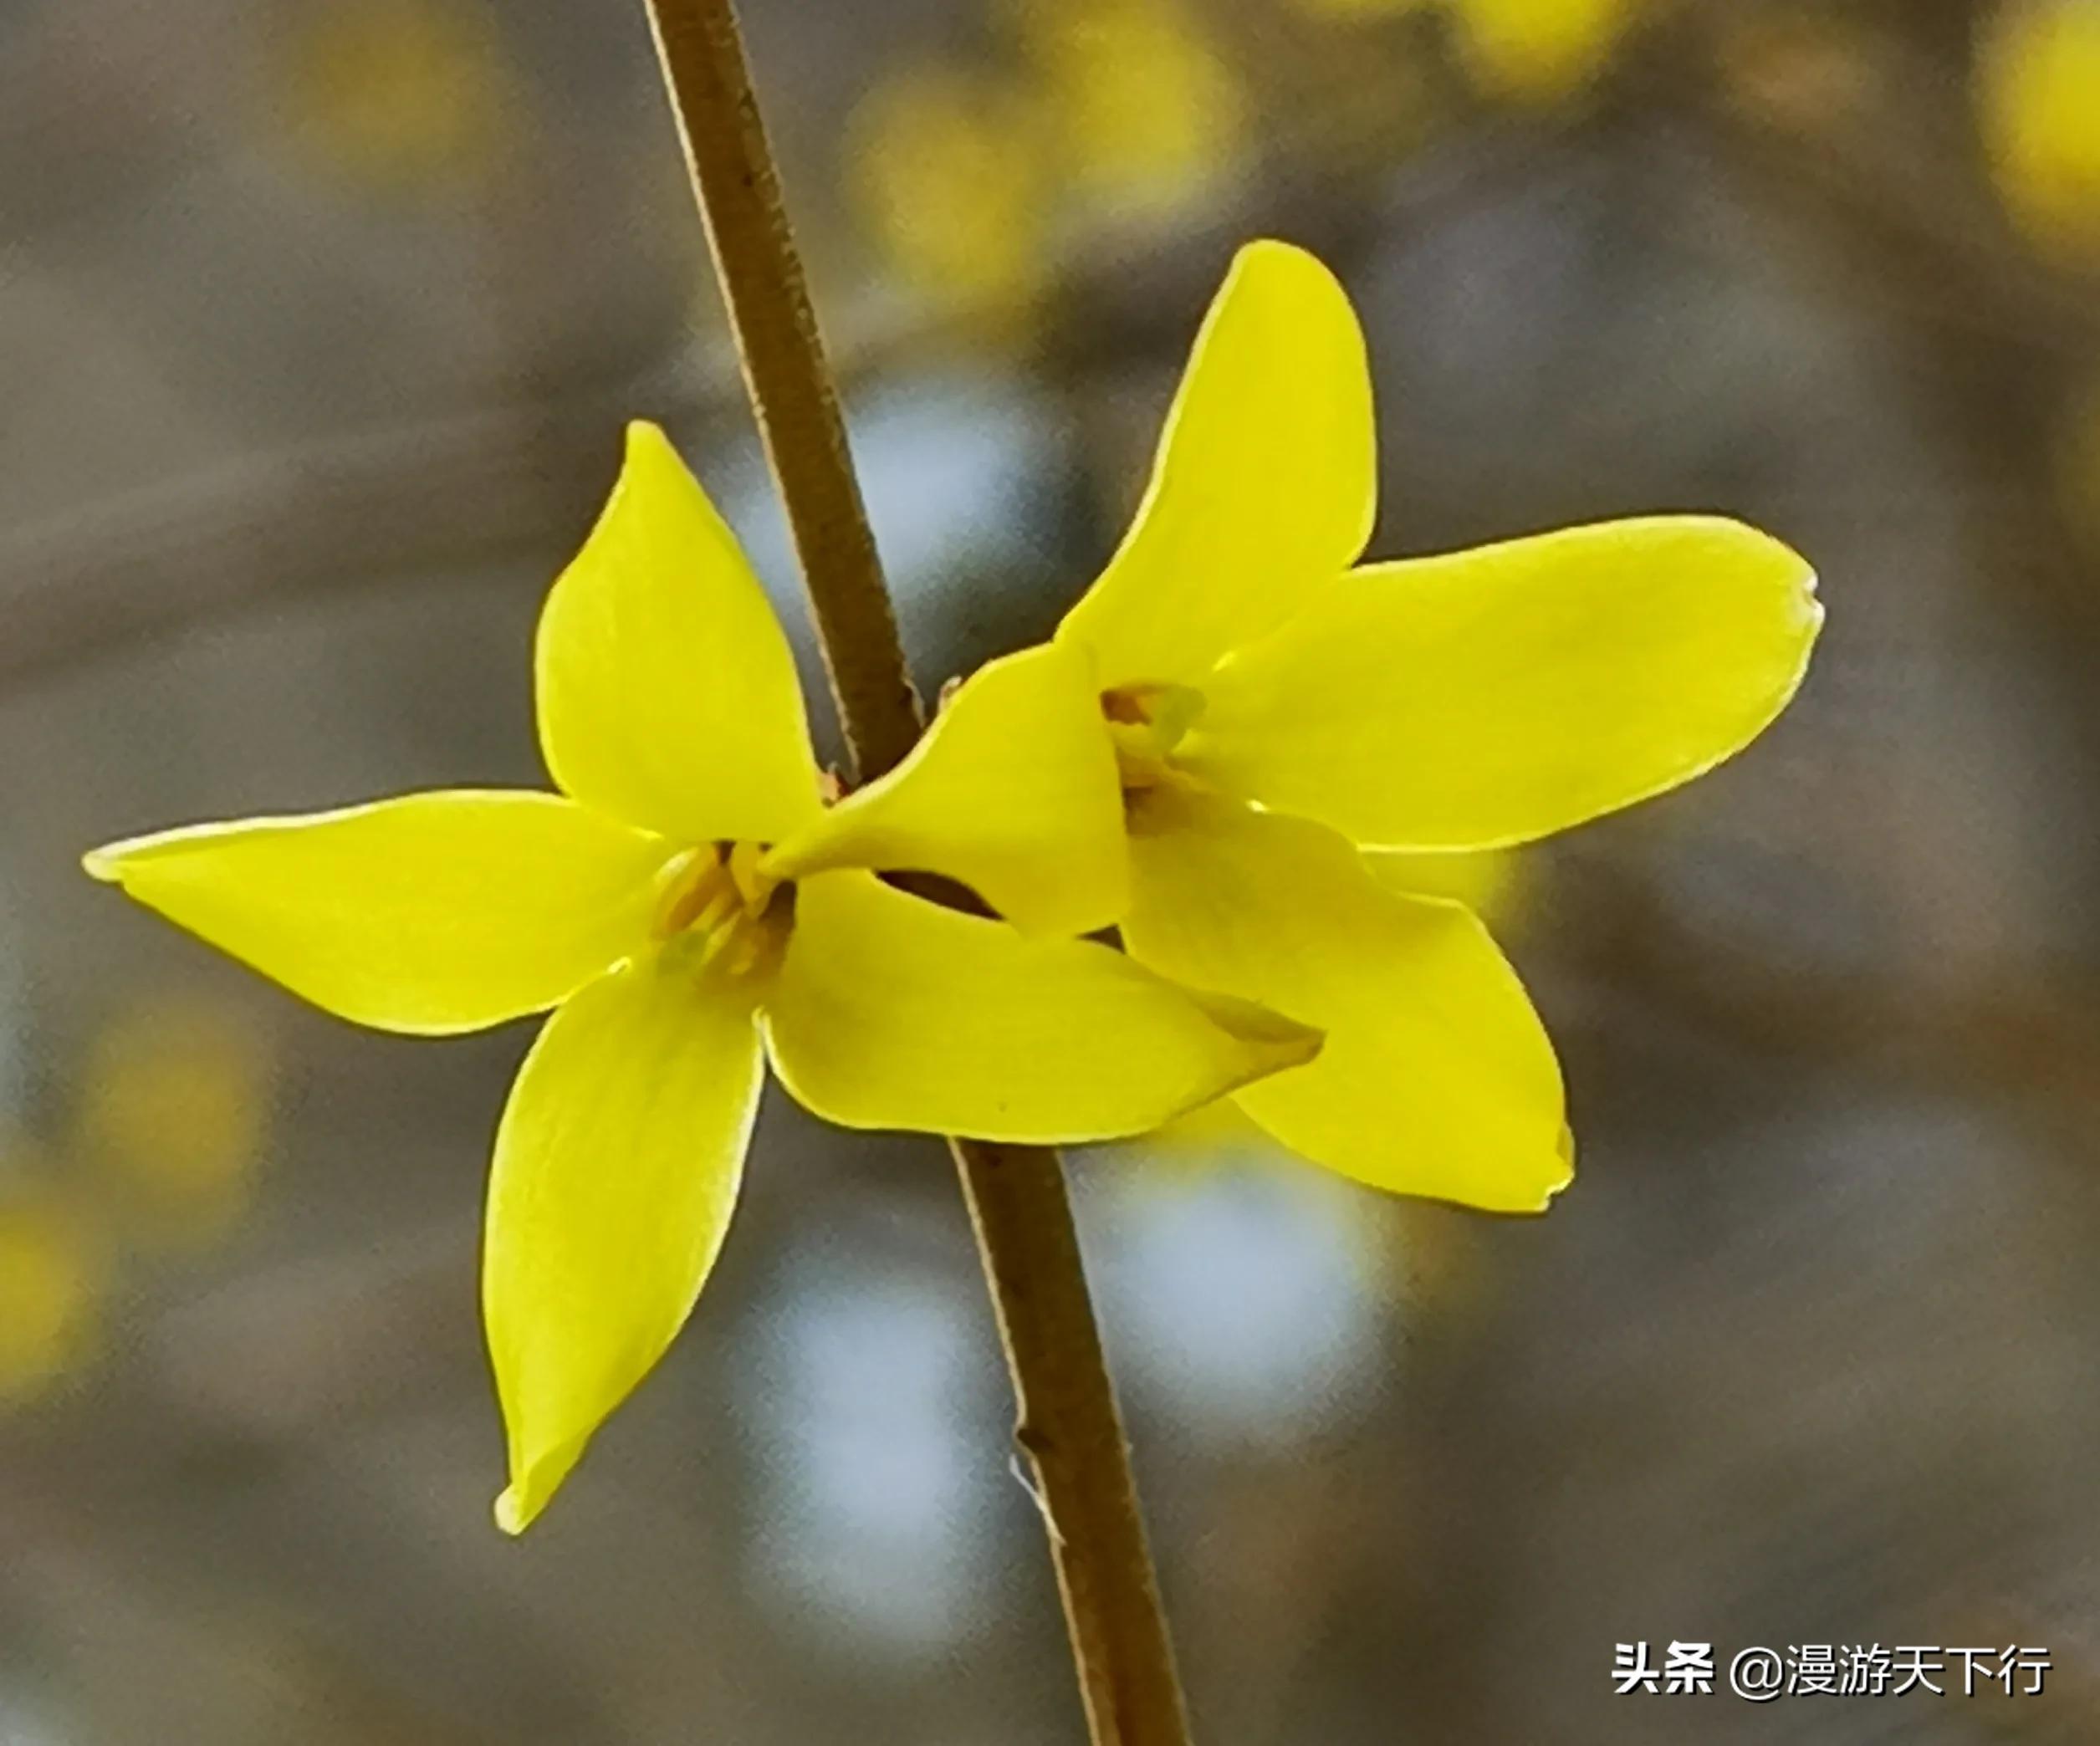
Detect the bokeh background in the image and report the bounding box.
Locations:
[7,0,2100,1738]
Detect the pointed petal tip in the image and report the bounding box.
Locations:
[621,416,672,457]
[1231,236,1334,283]
[1183,989,1326,1082]
[1755,525,1822,616]
[1520,1126,1578,1214]
[493,1483,538,1537]
[1799,563,1826,624]
[80,845,124,884]
[493,1440,580,1535]
[1267,1019,1325,1075]
[1234,235,1310,265]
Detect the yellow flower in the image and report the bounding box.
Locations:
[847,63,1054,334]
[76,996,271,1246]
[845,0,1244,335]
[1978,0,2100,264]
[1447,0,1640,103]
[0,1186,103,1405]
[1013,0,1247,213]
[273,0,517,192]
[84,423,1318,1531]
[975,241,1822,1212]
[1287,0,1638,105]
[1289,0,1426,18]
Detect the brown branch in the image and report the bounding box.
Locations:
[640,3,1191,1741]
[947,1142,1193,1743]
[640,0,917,782]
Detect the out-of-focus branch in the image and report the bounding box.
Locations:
[0,109,1576,700]
[0,402,626,694]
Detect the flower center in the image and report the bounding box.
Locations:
[1101,682,1204,793]
[651,841,794,980]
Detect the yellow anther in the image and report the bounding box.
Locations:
[651,846,731,940]
[654,840,794,982]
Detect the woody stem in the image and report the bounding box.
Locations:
[637,3,1193,1743]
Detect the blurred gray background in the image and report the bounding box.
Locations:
[6,0,2100,1738]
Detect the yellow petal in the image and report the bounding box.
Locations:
[485,955,764,1533]
[1055,240,1375,687]
[760,870,1320,1144]
[1182,516,1821,850]
[764,643,1127,936]
[1122,789,1568,1211]
[1122,1093,1274,1165]
[84,791,670,1034]
[1364,847,1521,919]
[537,421,821,845]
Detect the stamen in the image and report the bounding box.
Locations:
[652,846,729,939]
[652,840,795,981]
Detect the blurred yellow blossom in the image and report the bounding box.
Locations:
[1448,0,1640,103]
[1979,0,2100,263]
[0,1187,104,1405]
[1288,0,1639,104]
[85,422,1318,1530]
[968,241,1820,1212]
[847,62,1054,334]
[1290,0,1429,19]
[1013,0,1248,212]
[75,997,271,1246]
[848,0,1248,330]
[274,0,517,191]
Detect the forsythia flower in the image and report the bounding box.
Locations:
[846,0,1243,334]
[275,0,516,191]
[972,241,1822,1211]
[77,997,270,1244]
[1977,0,2100,264]
[83,424,1319,1530]
[848,63,1054,333]
[1446,0,1640,102]
[1290,0,1639,104]
[0,1187,102,1404]
[1012,0,1246,213]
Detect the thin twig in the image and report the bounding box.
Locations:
[639,3,1192,1741]
[640,0,917,780]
